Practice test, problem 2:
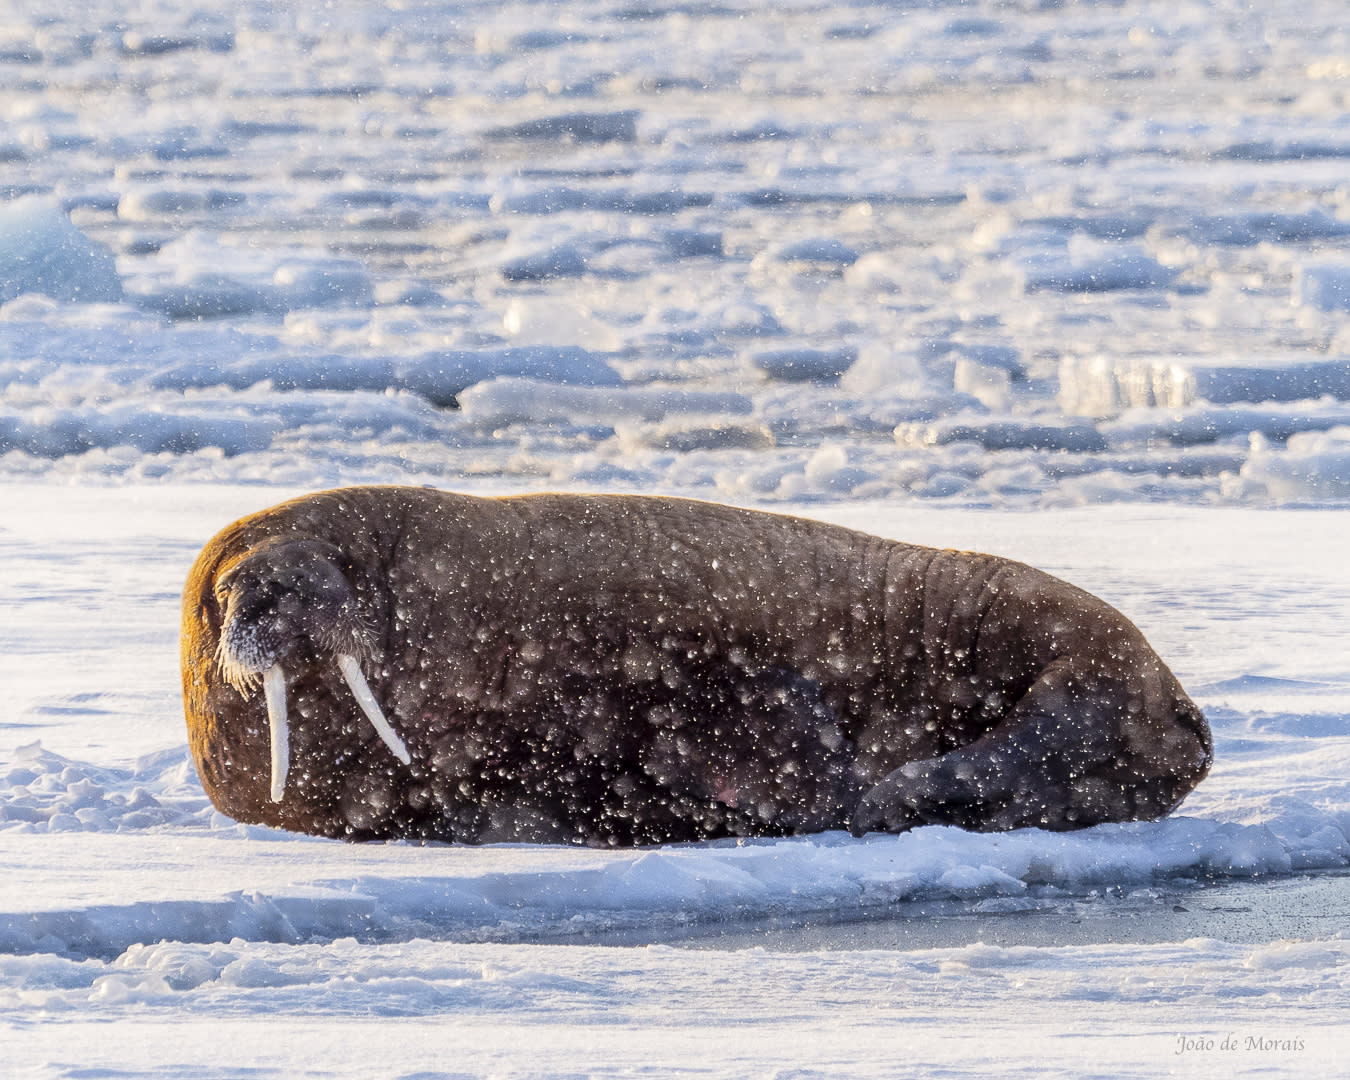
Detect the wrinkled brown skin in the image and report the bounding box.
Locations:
[181,486,1212,846]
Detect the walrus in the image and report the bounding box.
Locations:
[180,486,1211,846]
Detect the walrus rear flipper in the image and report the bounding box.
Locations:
[849,658,1212,835]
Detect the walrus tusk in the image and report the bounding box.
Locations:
[263,663,289,803]
[336,653,411,765]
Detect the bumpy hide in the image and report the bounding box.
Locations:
[181,487,1211,845]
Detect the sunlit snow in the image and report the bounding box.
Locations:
[4,0,1350,1076]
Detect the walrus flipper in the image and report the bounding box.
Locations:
[849,657,1212,835]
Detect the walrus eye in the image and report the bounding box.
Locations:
[336,653,412,766]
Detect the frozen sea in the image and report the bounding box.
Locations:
[2,0,1350,1076]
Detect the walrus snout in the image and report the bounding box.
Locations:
[215,540,369,684]
[212,539,410,803]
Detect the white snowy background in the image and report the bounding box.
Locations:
[2,0,1349,1076]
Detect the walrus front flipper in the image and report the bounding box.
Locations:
[849,658,1212,835]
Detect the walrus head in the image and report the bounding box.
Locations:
[213,538,411,803]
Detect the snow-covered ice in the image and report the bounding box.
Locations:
[3,487,1349,1076]
[0,199,122,306]
[5,0,1350,503]
[4,0,1350,1074]
[3,936,1346,1078]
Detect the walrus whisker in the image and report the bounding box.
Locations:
[336,652,411,765]
[215,625,264,694]
[263,663,289,803]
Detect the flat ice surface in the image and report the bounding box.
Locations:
[2,486,1348,1077]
